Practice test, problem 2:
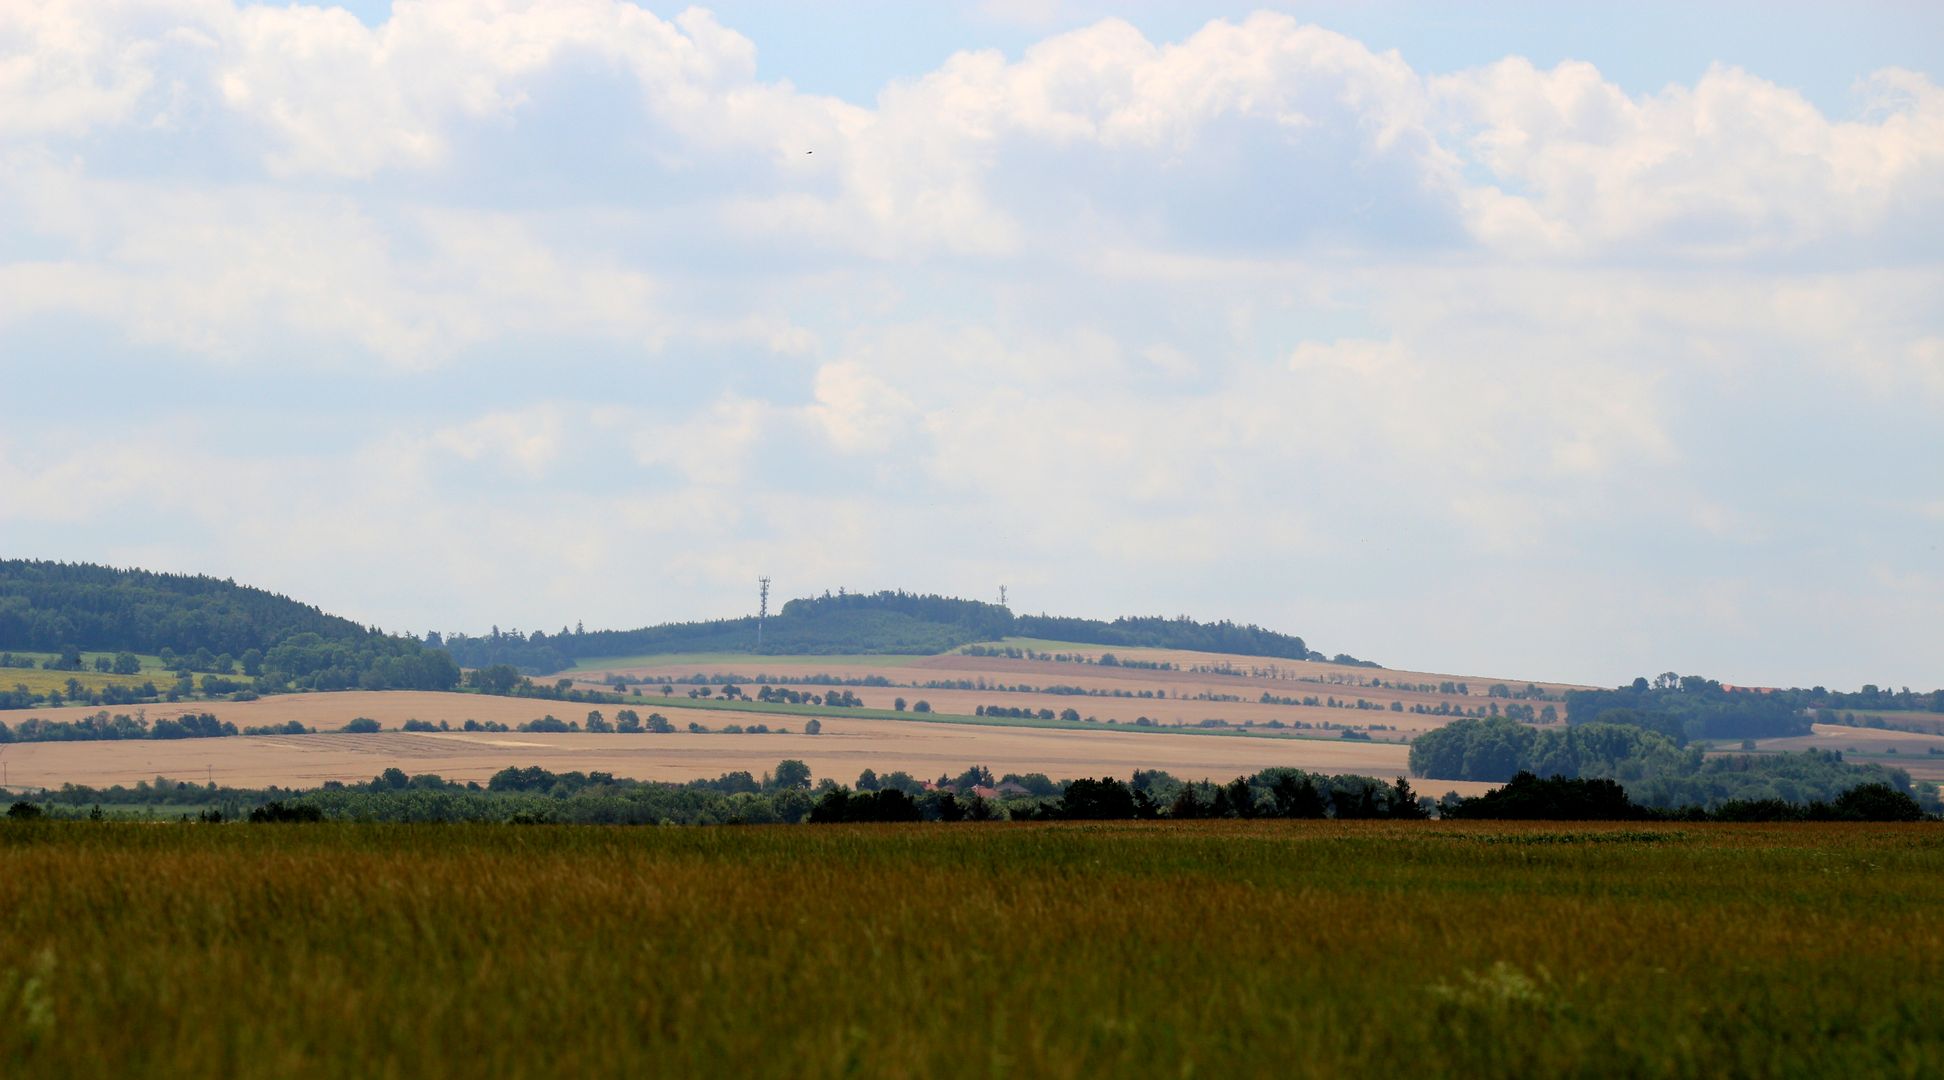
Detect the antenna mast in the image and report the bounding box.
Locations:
[757,576,771,648]
[999,584,1007,607]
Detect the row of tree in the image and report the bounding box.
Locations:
[0,711,236,742]
[16,761,1929,824]
[1439,771,1926,822]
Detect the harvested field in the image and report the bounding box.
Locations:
[0,691,1487,794]
[8,690,602,733]
[740,684,1427,738]
[571,642,1573,736]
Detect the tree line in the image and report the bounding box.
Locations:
[0,705,828,744]
[12,760,1930,825]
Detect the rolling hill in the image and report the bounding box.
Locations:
[0,560,456,699]
[440,590,1345,672]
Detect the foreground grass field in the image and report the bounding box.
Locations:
[2,822,1939,1076]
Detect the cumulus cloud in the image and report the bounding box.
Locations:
[0,2,1938,685]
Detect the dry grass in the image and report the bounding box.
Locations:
[0,821,1937,1077]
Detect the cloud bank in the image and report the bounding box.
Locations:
[2,1,1939,687]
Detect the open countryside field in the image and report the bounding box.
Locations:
[2,650,243,699]
[2,821,1938,1076]
[0,691,1491,794]
[4,636,1571,794]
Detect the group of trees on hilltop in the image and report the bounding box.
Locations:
[1011,614,1318,662]
[441,590,1349,674]
[1564,676,1811,743]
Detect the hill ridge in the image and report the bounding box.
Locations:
[441,589,1356,674]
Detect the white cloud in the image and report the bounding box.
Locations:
[0,4,1938,686]
[809,361,918,454]
[0,2,164,137]
[1434,60,1944,255]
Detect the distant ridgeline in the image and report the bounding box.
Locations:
[440,591,1339,674]
[0,560,457,705]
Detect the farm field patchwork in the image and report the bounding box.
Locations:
[568,641,1571,737]
[0,821,1937,1077]
[0,694,1473,793]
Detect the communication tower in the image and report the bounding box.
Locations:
[999,584,1008,607]
[758,576,771,648]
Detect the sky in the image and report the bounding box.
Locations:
[1,2,1940,690]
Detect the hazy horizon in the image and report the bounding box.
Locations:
[3,2,1939,689]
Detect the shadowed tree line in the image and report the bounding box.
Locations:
[15,759,1927,826]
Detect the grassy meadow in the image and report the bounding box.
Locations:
[2,821,1939,1077]
[0,650,193,698]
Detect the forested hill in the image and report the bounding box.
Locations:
[440,591,1340,673]
[0,560,368,654]
[0,560,457,699]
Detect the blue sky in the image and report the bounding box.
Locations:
[2,1,1939,688]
